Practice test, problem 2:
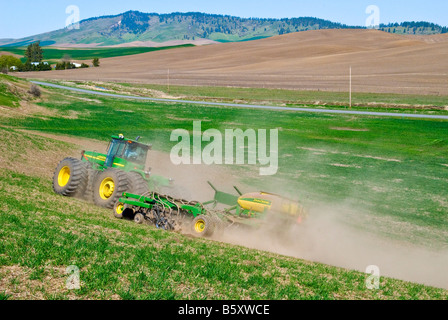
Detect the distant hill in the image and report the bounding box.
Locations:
[15,29,448,95]
[1,11,447,47]
[0,11,362,47]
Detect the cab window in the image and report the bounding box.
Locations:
[124,143,147,165]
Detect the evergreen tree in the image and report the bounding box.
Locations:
[25,41,43,63]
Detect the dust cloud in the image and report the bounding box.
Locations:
[213,202,448,290]
[151,151,448,290]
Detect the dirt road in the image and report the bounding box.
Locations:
[32,81,448,120]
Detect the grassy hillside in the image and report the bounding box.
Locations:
[3,81,448,248]
[1,76,447,299]
[0,127,447,300]
[0,83,19,108]
[0,74,41,107]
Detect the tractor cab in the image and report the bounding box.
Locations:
[105,135,151,169]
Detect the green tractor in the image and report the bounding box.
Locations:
[52,134,175,208]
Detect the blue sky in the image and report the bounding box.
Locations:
[1,0,447,39]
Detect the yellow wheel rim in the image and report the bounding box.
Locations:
[194,219,206,233]
[99,177,115,200]
[58,166,71,187]
[116,203,124,215]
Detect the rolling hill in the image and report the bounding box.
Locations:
[1,11,446,48]
[16,29,448,95]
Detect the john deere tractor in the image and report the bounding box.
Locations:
[53,134,174,208]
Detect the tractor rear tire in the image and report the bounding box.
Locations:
[53,158,88,198]
[93,169,129,209]
[191,215,215,238]
[126,171,149,197]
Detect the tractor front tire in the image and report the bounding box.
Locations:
[191,215,215,238]
[93,169,129,209]
[53,158,88,197]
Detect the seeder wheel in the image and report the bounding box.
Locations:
[134,213,145,225]
[191,215,215,238]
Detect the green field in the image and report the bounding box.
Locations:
[0,75,448,299]
[0,45,194,63]
[5,81,448,247]
[117,82,448,109]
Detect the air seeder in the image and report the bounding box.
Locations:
[53,134,177,208]
[114,181,307,238]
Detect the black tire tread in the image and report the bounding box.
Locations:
[192,215,215,238]
[93,169,129,209]
[134,213,145,224]
[73,161,91,198]
[83,168,98,202]
[126,171,149,196]
[53,157,88,198]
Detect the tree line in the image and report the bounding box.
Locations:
[0,42,100,73]
[379,21,448,34]
[104,11,446,39]
[107,11,361,38]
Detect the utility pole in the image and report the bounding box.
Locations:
[167,68,170,94]
[349,66,352,109]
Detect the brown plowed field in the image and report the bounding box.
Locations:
[17,29,448,95]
